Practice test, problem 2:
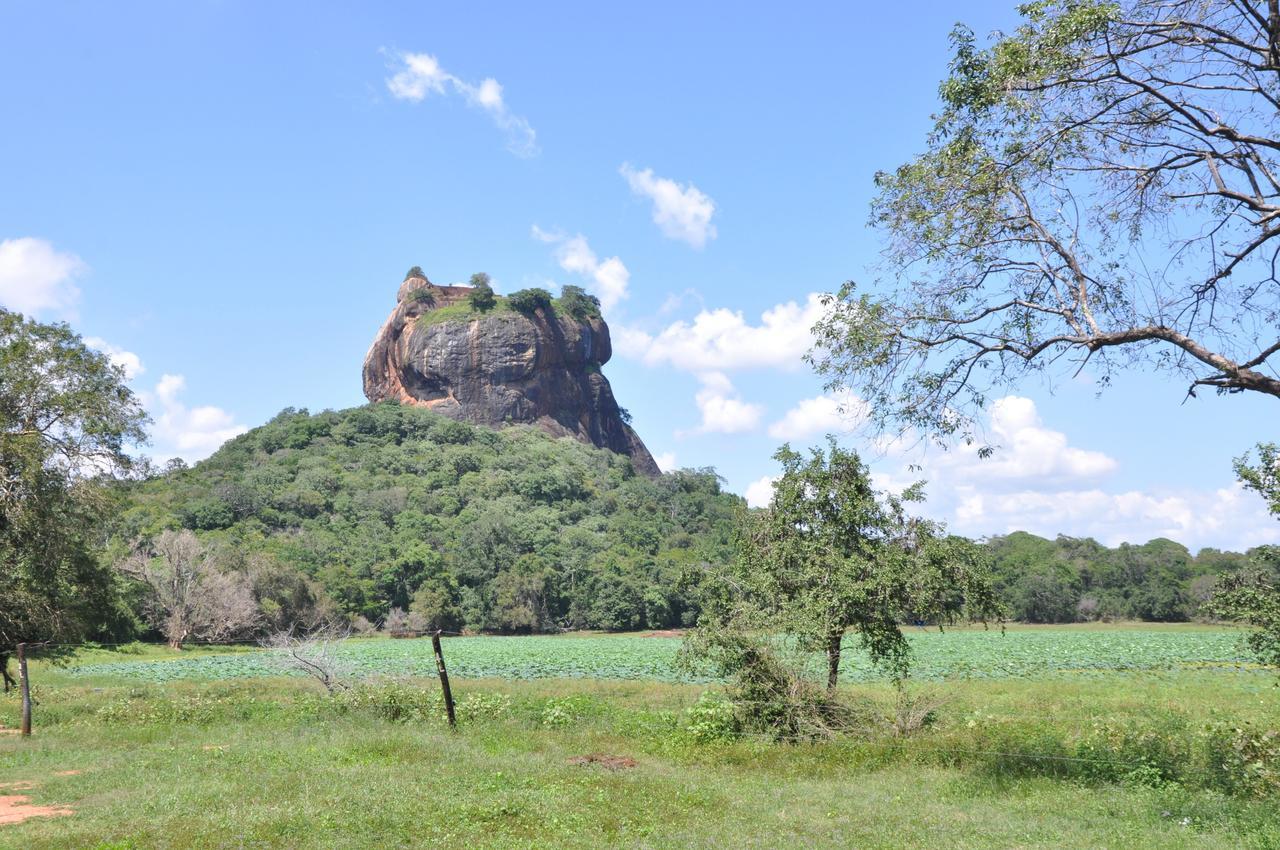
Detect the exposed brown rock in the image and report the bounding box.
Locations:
[363,272,660,476]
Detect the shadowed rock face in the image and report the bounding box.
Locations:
[363,273,660,476]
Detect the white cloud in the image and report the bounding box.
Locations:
[768,391,867,441]
[620,163,717,248]
[144,374,248,463]
[0,237,86,318]
[948,483,1280,551]
[684,372,763,435]
[616,293,827,372]
[937,396,1117,489]
[385,51,538,157]
[654,452,677,472]
[84,337,144,380]
[745,475,778,508]
[532,227,630,311]
[844,394,1274,550]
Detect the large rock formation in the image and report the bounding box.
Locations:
[363,271,660,475]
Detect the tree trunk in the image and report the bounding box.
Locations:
[168,630,188,650]
[826,630,843,694]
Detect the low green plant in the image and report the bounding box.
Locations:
[684,690,739,742]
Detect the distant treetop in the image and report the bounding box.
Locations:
[468,272,497,312]
[404,266,425,281]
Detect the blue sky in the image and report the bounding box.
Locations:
[1,0,1276,551]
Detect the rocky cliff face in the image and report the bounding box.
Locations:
[363,272,660,476]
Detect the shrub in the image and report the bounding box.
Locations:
[681,629,868,741]
[456,692,512,721]
[1200,722,1280,798]
[406,287,436,307]
[684,691,740,743]
[507,287,553,315]
[336,681,441,723]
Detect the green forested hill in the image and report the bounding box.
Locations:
[116,402,741,633]
[113,403,1269,636]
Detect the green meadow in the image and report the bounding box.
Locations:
[1,626,1277,849]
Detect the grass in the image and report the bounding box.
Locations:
[413,296,595,329]
[1,628,1278,848]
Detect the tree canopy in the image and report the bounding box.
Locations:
[0,309,148,651]
[811,0,1280,446]
[693,441,1001,692]
[117,402,742,633]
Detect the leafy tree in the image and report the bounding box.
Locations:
[0,310,147,678]
[467,273,497,312]
[507,287,553,315]
[404,266,425,281]
[1212,443,1280,666]
[1236,443,1279,517]
[558,284,600,320]
[810,1,1280,448]
[1208,557,1280,668]
[697,440,1001,693]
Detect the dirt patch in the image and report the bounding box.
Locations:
[52,770,81,777]
[0,795,72,826]
[567,754,638,770]
[0,782,36,792]
[639,629,684,638]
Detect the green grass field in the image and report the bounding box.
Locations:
[1,626,1278,849]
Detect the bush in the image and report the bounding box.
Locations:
[336,681,441,723]
[406,287,436,307]
[681,630,869,741]
[684,691,739,742]
[508,287,553,315]
[1200,722,1280,798]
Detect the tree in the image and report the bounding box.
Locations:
[697,440,1001,694]
[119,529,260,648]
[404,266,425,281]
[1236,442,1279,516]
[262,623,352,694]
[1211,442,1280,666]
[468,273,497,312]
[558,284,600,320]
[507,287,553,315]
[810,1,1280,447]
[1208,557,1280,667]
[0,310,147,680]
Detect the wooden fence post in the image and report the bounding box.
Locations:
[17,643,31,738]
[431,630,456,728]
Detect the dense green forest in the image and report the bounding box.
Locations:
[986,531,1274,624]
[112,403,1272,636]
[114,402,739,634]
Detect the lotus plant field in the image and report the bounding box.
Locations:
[68,628,1260,685]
